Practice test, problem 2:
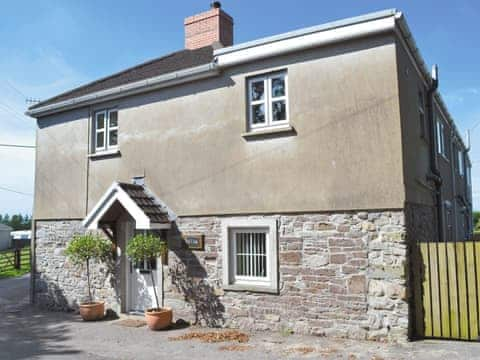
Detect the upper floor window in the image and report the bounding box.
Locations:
[467,165,472,187]
[436,118,447,159]
[247,72,289,131]
[94,110,118,153]
[458,149,465,176]
[418,90,426,138]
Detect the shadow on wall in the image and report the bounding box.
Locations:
[405,203,434,340]
[35,252,118,313]
[168,223,225,327]
[0,283,83,359]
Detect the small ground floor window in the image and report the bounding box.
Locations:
[222,219,278,293]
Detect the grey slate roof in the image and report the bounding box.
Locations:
[118,183,170,224]
[0,223,13,231]
[30,46,214,110]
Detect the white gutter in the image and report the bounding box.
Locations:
[27,63,220,118]
[214,13,397,68]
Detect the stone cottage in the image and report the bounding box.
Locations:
[27,5,472,342]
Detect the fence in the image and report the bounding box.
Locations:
[416,241,480,340]
[0,246,31,274]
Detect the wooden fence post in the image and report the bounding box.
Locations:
[14,249,21,269]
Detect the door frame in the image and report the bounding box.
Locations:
[124,223,162,314]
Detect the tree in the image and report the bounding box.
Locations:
[474,212,480,232]
[0,213,32,230]
[126,233,168,310]
[65,234,112,303]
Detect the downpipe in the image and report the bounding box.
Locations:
[427,65,443,242]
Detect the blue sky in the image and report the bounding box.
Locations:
[0,0,479,214]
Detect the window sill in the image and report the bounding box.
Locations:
[223,283,279,294]
[88,149,121,159]
[242,125,296,140]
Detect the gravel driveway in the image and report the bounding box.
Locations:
[0,276,479,359]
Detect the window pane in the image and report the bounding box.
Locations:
[250,80,265,101]
[272,100,286,122]
[234,231,267,278]
[252,104,266,124]
[96,113,105,129]
[96,132,104,148]
[109,130,118,146]
[271,76,285,97]
[418,91,424,109]
[419,112,425,137]
[109,111,118,128]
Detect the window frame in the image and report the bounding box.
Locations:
[247,71,289,131]
[436,117,448,159]
[93,109,119,154]
[222,218,278,293]
[467,165,472,187]
[458,149,465,176]
[418,90,426,138]
[230,227,271,287]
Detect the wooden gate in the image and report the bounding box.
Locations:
[415,241,480,340]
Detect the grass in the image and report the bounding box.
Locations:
[0,247,30,279]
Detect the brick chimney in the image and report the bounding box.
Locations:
[184,2,233,50]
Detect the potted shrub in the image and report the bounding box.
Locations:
[126,233,172,330]
[65,234,112,321]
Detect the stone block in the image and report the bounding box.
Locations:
[280,251,302,265]
[347,275,366,294]
[329,253,347,264]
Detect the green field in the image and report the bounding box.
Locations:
[0,247,30,279]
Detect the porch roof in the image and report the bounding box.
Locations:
[83,182,172,230]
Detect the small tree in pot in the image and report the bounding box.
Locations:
[65,234,112,321]
[126,233,172,330]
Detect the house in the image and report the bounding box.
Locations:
[0,224,13,251]
[27,5,472,342]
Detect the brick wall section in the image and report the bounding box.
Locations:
[167,211,409,342]
[184,8,233,50]
[33,210,408,342]
[34,221,121,313]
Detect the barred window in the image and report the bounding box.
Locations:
[234,230,267,278]
[222,219,278,293]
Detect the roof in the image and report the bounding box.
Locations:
[117,183,170,224]
[11,230,31,240]
[215,9,397,56]
[0,223,13,231]
[30,46,214,110]
[83,181,172,230]
[26,9,466,150]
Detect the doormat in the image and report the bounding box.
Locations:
[113,319,146,328]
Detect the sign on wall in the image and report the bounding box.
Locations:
[183,233,205,251]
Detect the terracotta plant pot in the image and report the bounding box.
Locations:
[145,307,173,330]
[79,301,105,321]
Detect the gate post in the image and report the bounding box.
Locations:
[14,249,21,269]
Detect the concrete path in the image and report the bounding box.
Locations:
[0,306,479,360]
[0,274,30,310]
[0,277,479,359]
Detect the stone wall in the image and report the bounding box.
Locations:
[34,221,120,313]
[33,210,409,342]
[167,210,409,342]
